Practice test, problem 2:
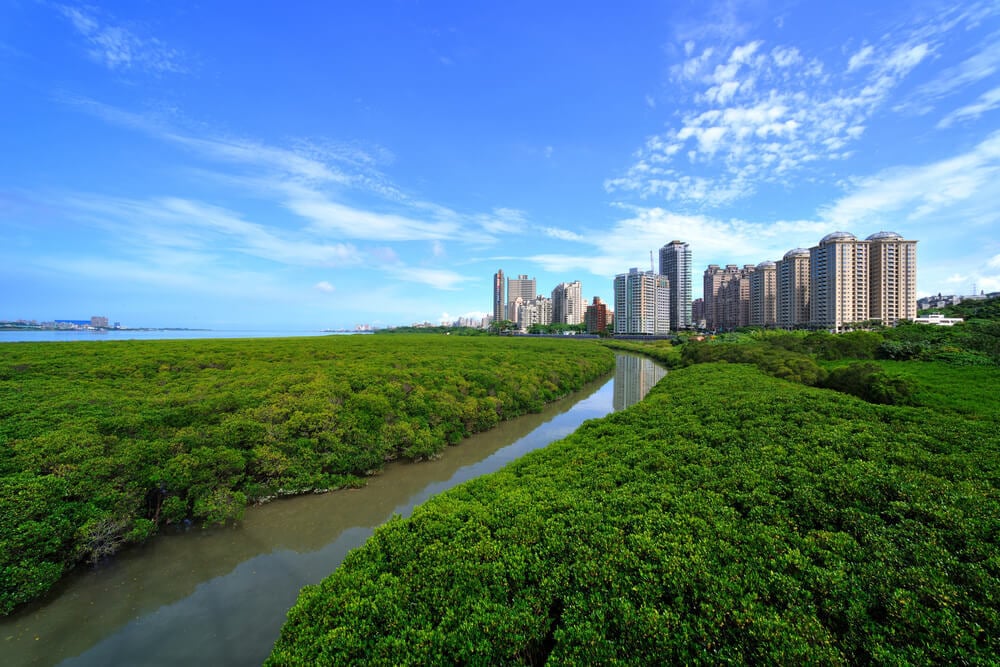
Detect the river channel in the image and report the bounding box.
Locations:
[3,353,666,666]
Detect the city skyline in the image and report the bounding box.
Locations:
[2,2,998,329]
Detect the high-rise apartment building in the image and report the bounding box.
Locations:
[507,274,536,322]
[810,232,869,332]
[513,295,552,330]
[703,263,742,330]
[776,248,811,329]
[551,280,584,325]
[584,296,610,333]
[613,268,670,335]
[659,240,692,330]
[867,231,917,326]
[703,265,720,331]
[492,269,505,323]
[749,261,777,327]
[718,264,755,329]
[706,230,916,333]
[691,298,705,329]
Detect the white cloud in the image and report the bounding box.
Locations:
[847,45,875,72]
[938,85,1000,127]
[475,207,527,235]
[609,7,973,207]
[289,194,461,243]
[314,281,335,293]
[821,130,1000,226]
[540,226,586,242]
[63,193,364,268]
[910,39,1000,104]
[56,4,185,74]
[64,97,526,249]
[393,266,468,290]
[771,46,801,68]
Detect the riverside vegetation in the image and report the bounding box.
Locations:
[0,334,615,615]
[269,308,1000,664]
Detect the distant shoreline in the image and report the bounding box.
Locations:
[0,329,351,343]
[0,325,211,333]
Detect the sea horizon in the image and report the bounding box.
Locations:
[0,329,368,343]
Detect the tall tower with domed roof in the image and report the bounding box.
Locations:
[810,231,869,332]
[867,231,917,326]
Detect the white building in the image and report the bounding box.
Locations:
[913,313,963,326]
[515,295,553,330]
[551,280,584,325]
[613,268,670,335]
[507,274,535,323]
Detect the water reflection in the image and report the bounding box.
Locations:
[613,353,668,411]
[1,353,665,667]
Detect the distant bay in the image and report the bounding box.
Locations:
[0,329,363,343]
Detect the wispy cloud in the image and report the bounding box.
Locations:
[937,86,1000,127]
[390,266,468,290]
[820,130,1000,226]
[540,226,586,242]
[287,191,462,243]
[61,96,522,247]
[55,4,185,74]
[65,193,365,268]
[526,205,828,282]
[906,37,1000,111]
[606,31,932,206]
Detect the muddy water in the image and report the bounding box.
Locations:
[2,353,666,666]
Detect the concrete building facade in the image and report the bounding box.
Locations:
[584,296,610,334]
[613,268,670,335]
[776,248,811,329]
[810,232,869,332]
[551,280,584,325]
[867,231,917,326]
[507,274,536,324]
[492,269,505,323]
[749,261,777,327]
[514,295,553,330]
[659,240,692,330]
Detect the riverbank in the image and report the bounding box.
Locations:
[1,353,664,666]
[269,361,1000,664]
[0,335,615,615]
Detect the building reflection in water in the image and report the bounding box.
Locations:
[613,353,668,412]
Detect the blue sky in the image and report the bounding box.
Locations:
[2,1,998,329]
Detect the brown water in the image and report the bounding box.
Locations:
[2,353,666,666]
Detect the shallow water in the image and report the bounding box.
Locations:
[2,353,666,666]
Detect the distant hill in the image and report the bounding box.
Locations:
[931,295,1000,321]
